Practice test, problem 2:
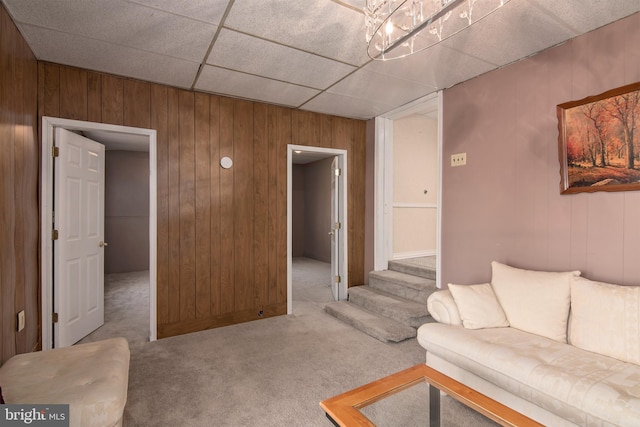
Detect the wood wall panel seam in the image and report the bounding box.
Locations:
[178,90,197,321]
[166,87,181,324]
[209,96,221,316]
[151,84,170,324]
[194,92,212,319]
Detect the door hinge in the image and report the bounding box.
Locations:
[335,275,341,283]
[334,168,341,176]
[52,146,59,158]
[335,222,341,230]
[52,313,59,323]
[51,229,59,240]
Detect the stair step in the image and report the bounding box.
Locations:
[325,302,416,343]
[389,258,436,280]
[348,286,430,328]
[369,270,438,304]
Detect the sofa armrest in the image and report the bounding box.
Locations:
[427,290,462,325]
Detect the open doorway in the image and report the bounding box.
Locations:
[41,117,157,349]
[374,92,442,287]
[287,145,348,314]
[291,155,334,309]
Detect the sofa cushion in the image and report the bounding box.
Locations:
[448,283,509,329]
[490,261,580,342]
[426,290,462,326]
[570,276,640,365]
[417,323,640,427]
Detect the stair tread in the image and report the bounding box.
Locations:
[369,270,437,291]
[325,302,416,343]
[349,286,429,318]
[388,258,436,280]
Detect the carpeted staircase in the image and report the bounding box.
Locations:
[325,257,438,343]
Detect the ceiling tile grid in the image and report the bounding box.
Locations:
[205,29,356,90]
[127,0,231,25]
[365,43,498,91]
[18,23,200,89]
[301,91,396,120]
[223,0,370,66]
[326,67,438,109]
[195,65,320,108]
[5,0,217,62]
[2,0,639,119]
[439,0,577,67]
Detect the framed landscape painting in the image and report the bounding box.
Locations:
[557,82,640,194]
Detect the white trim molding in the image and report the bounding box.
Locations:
[393,203,438,209]
[41,116,157,349]
[286,145,349,314]
[373,91,443,287]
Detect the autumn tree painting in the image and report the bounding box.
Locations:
[558,82,640,194]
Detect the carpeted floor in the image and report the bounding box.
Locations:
[80,257,498,426]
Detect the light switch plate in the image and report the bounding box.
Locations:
[17,310,25,332]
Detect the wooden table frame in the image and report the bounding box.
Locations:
[320,364,543,427]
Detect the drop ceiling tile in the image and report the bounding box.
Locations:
[128,0,231,25]
[4,0,216,62]
[224,0,370,66]
[366,43,497,91]
[206,29,356,90]
[301,91,393,120]
[328,68,437,109]
[440,0,576,67]
[195,66,320,107]
[20,25,198,88]
[529,0,640,34]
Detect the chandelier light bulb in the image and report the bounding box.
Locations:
[385,20,394,34]
[364,0,511,60]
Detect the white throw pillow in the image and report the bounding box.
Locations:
[448,283,509,329]
[570,276,640,365]
[490,261,580,342]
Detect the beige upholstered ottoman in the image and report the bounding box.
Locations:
[0,337,130,427]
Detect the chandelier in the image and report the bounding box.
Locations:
[364,0,511,60]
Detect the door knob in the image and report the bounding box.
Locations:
[99,241,109,247]
[328,231,334,236]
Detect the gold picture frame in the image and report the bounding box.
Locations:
[557,82,640,194]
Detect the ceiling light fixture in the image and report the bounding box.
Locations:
[364,0,510,60]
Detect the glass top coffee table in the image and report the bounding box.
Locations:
[320,364,543,427]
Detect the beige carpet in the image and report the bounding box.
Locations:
[80,258,498,426]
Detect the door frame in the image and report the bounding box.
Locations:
[287,145,348,313]
[373,92,443,288]
[41,116,157,349]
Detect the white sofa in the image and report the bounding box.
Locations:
[0,337,130,427]
[417,261,640,427]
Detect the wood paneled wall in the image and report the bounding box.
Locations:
[38,63,366,338]
[0,4,39,364]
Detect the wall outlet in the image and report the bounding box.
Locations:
[451,152,467,167]
[17,310,25,332]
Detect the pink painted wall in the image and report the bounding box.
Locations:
[441,13,640,287]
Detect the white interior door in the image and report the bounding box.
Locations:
[54,128,105,347]
[330,156,341,301]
